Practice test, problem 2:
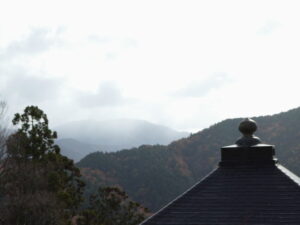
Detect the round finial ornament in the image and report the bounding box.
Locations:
[236,118,261,146]
[239,118,257,136]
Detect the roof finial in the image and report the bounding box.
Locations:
[239,118,257,136]
[236,118,261,146]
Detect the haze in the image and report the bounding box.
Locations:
[1,0,300,132]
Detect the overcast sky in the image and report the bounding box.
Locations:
[1,0,300,132]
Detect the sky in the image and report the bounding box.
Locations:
[1,0,300,132]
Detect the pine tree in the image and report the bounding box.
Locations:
[0,106,85,225]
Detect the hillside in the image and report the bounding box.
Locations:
[56,138,99,162]
[56,119,188,161]
[77,107,300,212]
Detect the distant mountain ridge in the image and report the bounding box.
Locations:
[77,107,300,212]
[55,119,189,161]
[56,138,99,162]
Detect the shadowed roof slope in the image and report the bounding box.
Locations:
[141,118,300,225]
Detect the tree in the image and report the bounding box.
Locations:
[0,101,7,160]
[78,186,148,225]
[0,105,148,225]
[10,105,60,159]
[0,106,85,225]
[0,101,8,225]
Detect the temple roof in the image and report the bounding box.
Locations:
[141,118,300,225]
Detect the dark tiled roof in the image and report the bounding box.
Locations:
[141,163,300,225]
[141,119,300,225]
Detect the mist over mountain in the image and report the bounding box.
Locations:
[77,107,300,211]
[55,119,189,161]
[56,138,99,162]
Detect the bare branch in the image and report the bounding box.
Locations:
[0,101,8,174]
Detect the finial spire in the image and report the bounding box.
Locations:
[239,118,257,136]
[236,118,261,147]
[220,118,276,167]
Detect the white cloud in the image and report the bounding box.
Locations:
[1,70,63,104]
[1,0,300,131]
[0,28,64,61]
[173,73,232,98]
[257,21,282,35]
[77,81,135,107]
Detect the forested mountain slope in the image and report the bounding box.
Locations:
[56,119,188,148]
[56,138,99,162]
[56,119,188,161]
[77,107,300,212]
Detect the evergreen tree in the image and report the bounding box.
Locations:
[78,186,148,225]
[0,106,85,225]
[0,105,148,225]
